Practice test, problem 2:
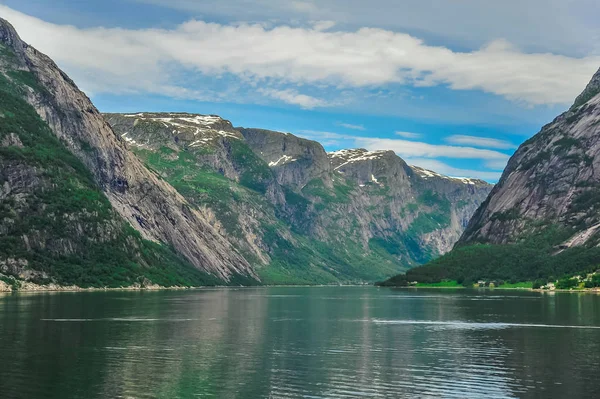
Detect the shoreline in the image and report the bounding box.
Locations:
[0,281,203,293]
[384,285,600,294]
[3,280,600,294]
[0,281,372,293]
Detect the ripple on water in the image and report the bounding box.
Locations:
[371,319,600,330]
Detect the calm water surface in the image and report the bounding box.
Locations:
[1,287,600,398]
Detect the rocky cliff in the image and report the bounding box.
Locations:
[107,113,492,283]
[0,17,492,287]
[380,66,600,287]
[460,67,600,248]
[0,18,256,286]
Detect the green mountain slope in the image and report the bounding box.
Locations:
[0,18,260,289]
[105,113,492,284]
[380,67,600,287]
[0,46,221,288]
[0,17,492,288]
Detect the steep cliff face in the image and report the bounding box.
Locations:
[109,114,492,283]
[380,67,600,287]
[104,113,284,268]
[0,18,492,286]
[0,18,255,285]
[324,149,490,259]
[460,67,600,248]
[239,128,333,189]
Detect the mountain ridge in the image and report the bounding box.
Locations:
[0,18,256,285]
[0,17,492,287]
[380,66,600,287]
[106,112,492,283]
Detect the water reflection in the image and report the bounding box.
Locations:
[1,288,600,398]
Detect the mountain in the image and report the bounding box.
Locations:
[380,67,600,287]
[105,112,492,284]
[0,17,491,288]
[0,18,256,288]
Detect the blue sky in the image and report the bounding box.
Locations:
[2,0,600,181]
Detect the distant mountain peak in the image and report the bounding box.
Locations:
[410,165,490,186]
[328,148,394,169]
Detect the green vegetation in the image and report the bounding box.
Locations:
[496,281,533,289]
[490,208,520,222]
[407,211,451,235]
[405,203,419,213]
[456,200,469,209]
[415,280,460,288]
[569,189,600,225]
[134,146,248,238]
[521,150,551,170]
[258,227,409,285]
[400,190,452,235]
[301,178,355,204]
[7,70,49,95]
[0,61,226,288]
[135,144,412,285]
[418,190,451,211]
[553,136,581,154]
[369,232,432,266]
[584,275,600,288]
[229,139,273,193]
[378,225,600,288]
[556,277,579,290]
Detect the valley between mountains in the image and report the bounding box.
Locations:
[7,10,600,292]
[0,18,492,289]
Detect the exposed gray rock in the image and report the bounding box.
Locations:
[109,114,492,280]
[459,67,600,247]
[1,132,23,148]
[239,128,333,189]
[0,18,255,281]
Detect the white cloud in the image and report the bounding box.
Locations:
[338,122,365,130]
[484,159,510,170]
[406,158,503,181]
[445,135,516,149]
[395,131,422,139]
[2,5,599,107]
[354,137,510,162]
[134,0,600,57]
[296,130,508,181]
[312,21,336,31]
[299,130,509,162]
[258,88,329,108]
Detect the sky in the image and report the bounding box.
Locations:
[1,0,599,181]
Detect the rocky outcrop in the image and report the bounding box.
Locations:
[105,113,245,180]
[239,128,333,189]
[459,67,600,247]
[0,18,254,281]
[109,113,492,282]
[0,18,492,285]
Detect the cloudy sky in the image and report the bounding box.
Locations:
[2,0,599,181]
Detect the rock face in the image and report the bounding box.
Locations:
[240,128,333,189]
[0,18,492,286]
[0,18,255,284]
[108,113,492,283]
[459,67,600,248]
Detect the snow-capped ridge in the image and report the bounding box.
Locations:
[410,165,487,185]
[328,148,392,170]
[120,112,243,142]
[269,155,298,167]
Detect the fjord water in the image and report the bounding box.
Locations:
[1,288,600,398]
